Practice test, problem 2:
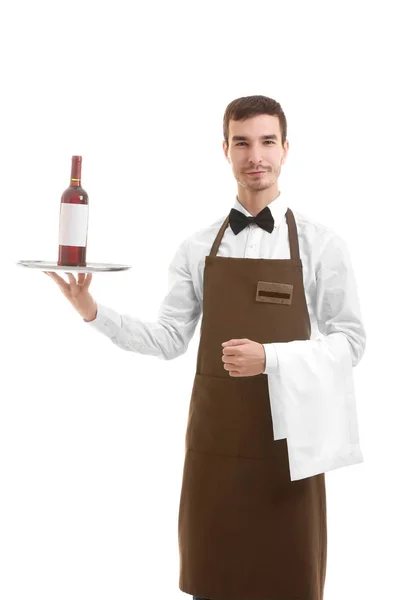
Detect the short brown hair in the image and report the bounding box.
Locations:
[223,95,287,147]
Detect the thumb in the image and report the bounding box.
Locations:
[222,338,249,347]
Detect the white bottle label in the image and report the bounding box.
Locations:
[58,203,89,247]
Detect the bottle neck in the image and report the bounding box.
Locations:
[70,177,81,188]
[70,156,82,187]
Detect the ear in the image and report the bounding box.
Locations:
[281,139,289,164]
[222,140,230,163]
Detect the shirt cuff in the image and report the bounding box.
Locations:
[84,303,122,338]
[263,343,279,374]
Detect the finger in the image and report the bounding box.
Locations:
[223,363,236,370]
[77,273,86,286]
[222,347,238,356]
[228,370,241,377]
[45,271,70,293]
[222,355,237,363]
[83,273,93,289]
[66,273,78,295]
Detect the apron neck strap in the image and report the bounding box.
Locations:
[209,216,230,257]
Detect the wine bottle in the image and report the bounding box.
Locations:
[57,155,89,266]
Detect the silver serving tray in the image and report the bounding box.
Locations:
[17,260,131,273]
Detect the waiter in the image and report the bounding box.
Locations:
[46,94,366,600]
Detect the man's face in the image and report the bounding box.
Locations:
[223,114,288,192]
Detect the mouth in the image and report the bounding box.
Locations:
[247,171,266,175]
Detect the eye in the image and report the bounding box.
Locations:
[235,141,274,146]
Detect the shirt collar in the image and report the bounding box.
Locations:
[233,191,288,229]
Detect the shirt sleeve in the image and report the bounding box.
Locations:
[265,228,367,373]
[263,344,278,373]
[86,237,202,360]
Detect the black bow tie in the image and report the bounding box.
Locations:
[228,206,274,235]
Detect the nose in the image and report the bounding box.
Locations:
[247,150,264,166]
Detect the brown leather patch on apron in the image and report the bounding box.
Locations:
[256,280,293,305]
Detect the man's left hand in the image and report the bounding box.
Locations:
[221,338,266,377]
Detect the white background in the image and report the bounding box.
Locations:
[1,1,399,599]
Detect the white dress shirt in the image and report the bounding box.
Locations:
[88,191,366,481]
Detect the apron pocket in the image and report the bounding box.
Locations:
[186,373,288,461]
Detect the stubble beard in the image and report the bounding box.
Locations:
[237,165,281,191]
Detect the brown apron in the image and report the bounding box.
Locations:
[178,208,327,600]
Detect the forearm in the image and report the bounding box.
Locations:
[87,303,200,360]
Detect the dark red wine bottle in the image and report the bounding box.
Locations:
[57,155,89,266]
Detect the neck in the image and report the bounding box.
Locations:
[237,185,280,216]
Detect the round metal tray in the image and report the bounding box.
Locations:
[17,260,131,273]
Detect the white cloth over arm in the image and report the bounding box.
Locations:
[267,229,366,480]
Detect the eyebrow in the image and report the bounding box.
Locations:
[231,134,278,141]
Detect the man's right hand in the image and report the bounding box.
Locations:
[44,271,98,322]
